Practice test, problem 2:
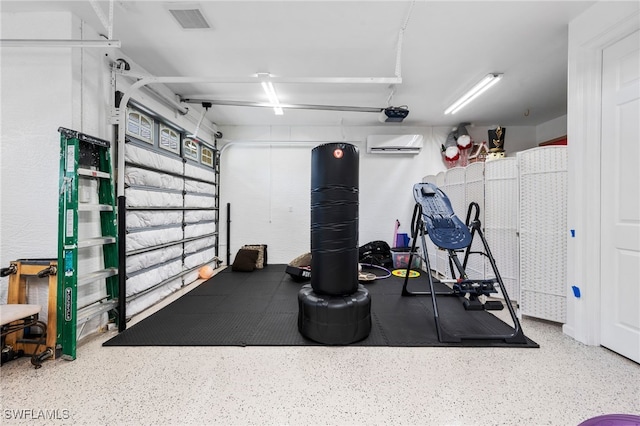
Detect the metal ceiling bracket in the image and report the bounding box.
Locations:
[90,0,115,40]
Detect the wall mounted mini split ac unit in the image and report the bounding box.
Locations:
[366,134,424,154]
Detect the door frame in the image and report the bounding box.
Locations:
[565,2,640,346]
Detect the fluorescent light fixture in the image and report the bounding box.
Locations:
[445,73,503,115]
[261,81,284,115]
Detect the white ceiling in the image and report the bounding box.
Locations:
[2,0,596,128]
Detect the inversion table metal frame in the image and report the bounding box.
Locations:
[401,182,527,344]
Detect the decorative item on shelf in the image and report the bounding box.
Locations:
[487,126,506,161]
[456,127,473,167]
[468,140,489,163]
[441,122,472,168]
[442,144,460,168]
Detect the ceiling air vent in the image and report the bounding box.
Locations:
[168,8,210,29]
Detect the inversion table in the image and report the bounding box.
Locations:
[401,182,527,344]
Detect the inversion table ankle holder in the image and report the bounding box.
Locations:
[401,182,527,344]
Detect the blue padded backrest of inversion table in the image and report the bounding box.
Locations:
[413,182,472,250]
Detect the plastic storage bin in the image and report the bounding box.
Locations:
[391,248,421,269]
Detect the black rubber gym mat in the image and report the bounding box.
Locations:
[103,265,538,348]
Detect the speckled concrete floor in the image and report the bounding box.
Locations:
[1,284,639,426]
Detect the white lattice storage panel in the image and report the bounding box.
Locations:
[443,168,466,214]
[518,146,568,322]
[464,162,486,280]
[444,167,467,216]
[485,158,519,301]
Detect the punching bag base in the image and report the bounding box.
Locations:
[298,284,371,345]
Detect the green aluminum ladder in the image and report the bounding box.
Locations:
[57,127,119,360]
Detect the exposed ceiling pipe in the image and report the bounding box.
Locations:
[116,74,402,85]
[181,98,383,114]
[0,39,121,47]
[394,0,416,79]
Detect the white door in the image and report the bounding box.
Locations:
[600,30,640,363]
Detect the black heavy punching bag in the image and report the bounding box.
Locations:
[298,143,371,344]
[310,143,359,295]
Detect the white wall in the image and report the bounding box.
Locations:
[218,123,541,265]
[0,11,216,308]
[1,12,76,268]
[536,115,567,144]
[565,1,640,345]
